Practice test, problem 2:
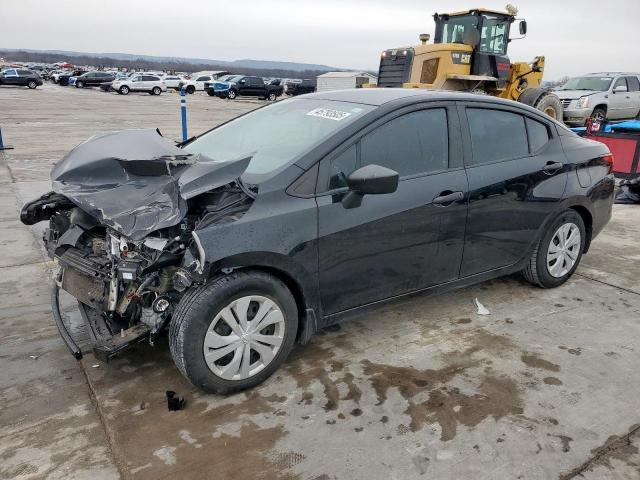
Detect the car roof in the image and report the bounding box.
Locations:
[301,88,523,107]
[583,72,640,77]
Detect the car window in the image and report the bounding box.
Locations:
[18,69,32,75]
[196,76,209,81]
[360,108,449,177]
[328,144,358,189]
[626,76,640,92]
[5,69,17,76]
[526,118,550,153]
[467,108,528,165]
[613,77,628,90]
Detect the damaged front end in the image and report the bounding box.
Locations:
[21,129,254,360]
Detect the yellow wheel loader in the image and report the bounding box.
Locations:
[376,5,563,120]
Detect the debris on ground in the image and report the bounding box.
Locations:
[615,177,640,204]
[29,355,39,360]
[474,298,491,316]
[166,391,185,411]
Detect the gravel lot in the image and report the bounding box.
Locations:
[1,83,639,480]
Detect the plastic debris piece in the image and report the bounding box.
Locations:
[92,364,100,368]
[474,298,491,316]
[166,390,185,411]
[29,355,39,360]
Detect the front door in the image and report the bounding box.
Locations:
[458,102,568,277]
[317,104,468,315]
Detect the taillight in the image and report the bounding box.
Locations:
[603,153,614,172]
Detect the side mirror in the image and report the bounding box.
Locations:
[239,79,246,84]
[613,85,628,93]
[519,20,527,35]
[342,164,399,209]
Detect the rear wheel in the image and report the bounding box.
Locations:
[186,85,195,94]
[27,80,37,89]
[522,210,586,288]
[119,85,129,95]
[152,86,161,95]
[169,270,298,394]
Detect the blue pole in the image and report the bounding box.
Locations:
[180,87,188,142]
[0,127,13,151]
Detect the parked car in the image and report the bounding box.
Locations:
[209,75,284,100]
[111,74,167,95]
[50,70,67,83]
[58,70,87,86]
[286,79,317,96]
[204,74,242,96]
[163,75,186,90]
[20,89,614,394]
[556,72,640,126]
[0,68,43,89]
[182,74,217,94]
[75,71,117,88]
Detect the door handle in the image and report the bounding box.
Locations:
[542,161,564,173]
[433,191,464,206]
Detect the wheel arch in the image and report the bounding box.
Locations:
[568,204,593,253]
[207,252,320,344]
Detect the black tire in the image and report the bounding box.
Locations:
[169,270,299,394]
[227,89,237,100]
[27,80,37,89]
[518,88,563,121]
[119,85,129,95]
[590,107,607,123]
[152,86,161,95]
[267,92,277,101]
[186,85,195,94]
[76,81,84,88]
[207,90,215,96]
[522,210,586,288]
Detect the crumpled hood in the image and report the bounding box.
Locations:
[51,129,250,240]
[554,90,599,100]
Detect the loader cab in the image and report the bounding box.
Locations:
[433,9,515,80]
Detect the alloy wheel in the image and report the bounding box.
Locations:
[203,295,285,380]
[547,223,581,278]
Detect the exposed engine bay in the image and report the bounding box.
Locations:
[20,129,254,360]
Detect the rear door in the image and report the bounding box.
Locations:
[4,69,19,85]
[458,102,568,277]
[317,103,469,314]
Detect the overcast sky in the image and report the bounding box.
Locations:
[2,0,639,79]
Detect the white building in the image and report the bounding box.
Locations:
[316,71,378,92]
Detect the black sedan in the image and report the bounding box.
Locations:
[0,68,43,89]
[21,89,614,394]
[57,69,87,86]
[75,71,116,88]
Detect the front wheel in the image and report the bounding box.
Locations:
[267,92,277,101]
[76,81,84,88]
[119,85,129,95]
[169,270,298,394]
[590,107,607,123]
[227,89,237,100]
[522,210,586,288]
[27,80,37,89]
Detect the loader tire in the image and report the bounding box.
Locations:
[519,88,563,121]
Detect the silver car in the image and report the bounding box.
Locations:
[555,72,640,126]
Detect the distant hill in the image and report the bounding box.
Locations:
[0,48,340,73]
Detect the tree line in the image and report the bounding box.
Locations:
[0,50,329,79]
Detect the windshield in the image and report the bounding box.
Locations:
[441,14,479,44]
[183,99,375,182]
[560,76,613,91]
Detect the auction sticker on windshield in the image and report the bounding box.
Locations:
[306,107,352,121]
